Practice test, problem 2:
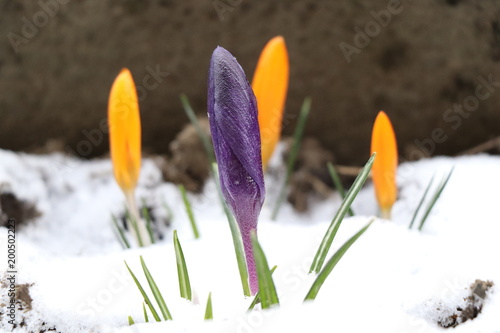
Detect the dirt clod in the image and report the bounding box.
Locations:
[16,283,34,312]
[162,118,211,193]
[438,279,494,328]
[0,192,40,228]
[284,137,335,212]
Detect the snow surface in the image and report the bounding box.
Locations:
[0,147,499,333]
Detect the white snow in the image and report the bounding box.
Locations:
[0,148,499,333]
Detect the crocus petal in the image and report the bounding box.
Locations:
[208,46,265,294]
[108,68,141,192]
[252,36,289,170]
[370,111,398,219]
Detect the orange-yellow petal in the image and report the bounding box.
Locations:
[252,36,289,169]
[370,111,398,218]
[108,68,141,192]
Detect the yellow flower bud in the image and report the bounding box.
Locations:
[252,36,289,170]
[108,68,141,192]
[371,111,398,219]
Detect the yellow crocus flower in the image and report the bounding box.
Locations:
[108,68,150,246]
[252,36,289,170]
[370,111,398,219]
[108,68,141,192]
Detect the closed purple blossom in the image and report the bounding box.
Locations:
[208,46,265,295]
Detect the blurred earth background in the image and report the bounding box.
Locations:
[1,0,500,166]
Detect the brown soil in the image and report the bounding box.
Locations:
[1,1,500,165]
[438,279,494,328]
[285,137,335,212]
[0,192,40,227]
[162,118,211,193]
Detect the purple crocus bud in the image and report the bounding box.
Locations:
[208,46,265,295]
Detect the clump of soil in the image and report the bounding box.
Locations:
[15,284,33,312]
[284,137,335,212]
[162,118,211,193]
[0,281,59,332]
[0,192,40,228]
[438,279,494,328]
[0,281,34,314]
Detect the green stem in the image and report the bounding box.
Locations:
[272,97,311,220]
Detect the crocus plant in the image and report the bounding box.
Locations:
[108,68,150,246]
[208,46,265,294]
[370,111,398,219]
[252,36,289,170]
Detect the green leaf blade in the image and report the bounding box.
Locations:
[111,214,131,249]
[180,94,216,165]
[272,97,312,220]
[140,198,156,244]
[140,256,173,321]
[409,174,435,229]
[418,167,454,231]
[305,220,373,301]
[179,184,200,239]
[251,232,279,309]
[212,163,251,297]
[173,230,192,301]
[309,153,376,274]
[204,292,213,320]
[124,261,161,322]
[143,303,149,323]
[248,265,277,311]
[327,162,354,216]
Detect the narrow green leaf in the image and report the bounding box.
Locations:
[141,198,155,244]
[179,184,200,239]
[181,94,251,296]
[309,153,376,274]
[204,292,213,320]
[128,316,135,325]
[272,97,312,220]
[418,167,454,231]
[140,256,173,321]
[248,265,277,311]
[212,163,251,297]
[305,220,373,301]
[111,214,131,249]
[162,199,174,222]
[408,175,435,229]
[124,261,161,322]
[173,230,192,301]
[143,303,149,323]
[180,94,216,165]
[327,162,354,216]
[251,232,279,309]
[181,95,233,234]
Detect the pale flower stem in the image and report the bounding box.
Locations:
[381,207,392,220]
[125,190,151,247]
[240,226,258,295]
